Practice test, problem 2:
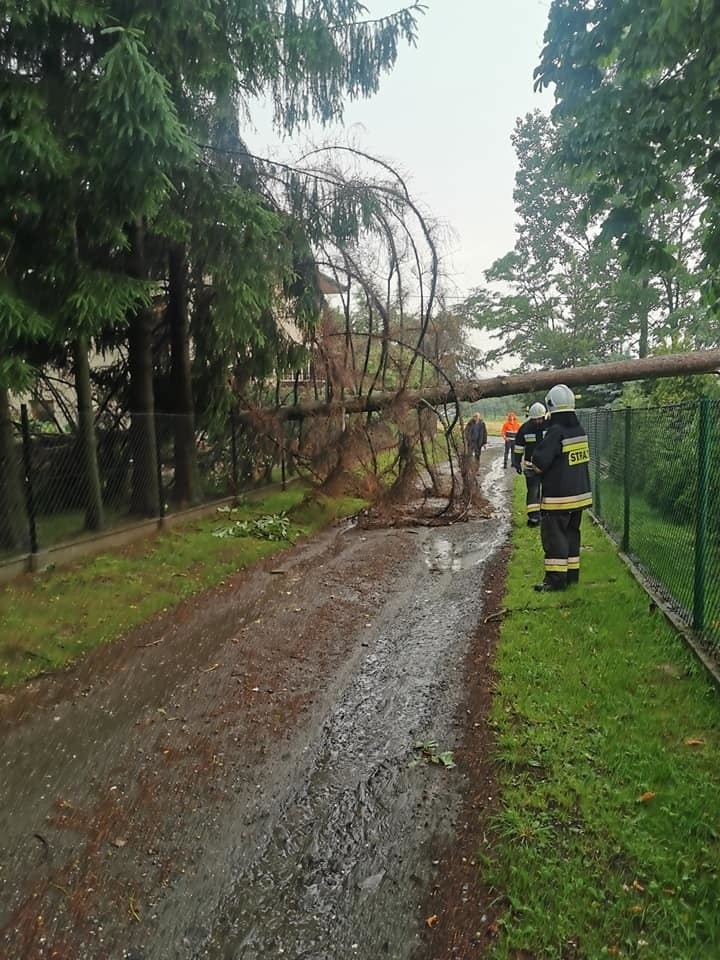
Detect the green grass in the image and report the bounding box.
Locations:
[595,480,720,648]
[0,485,365,688]
[34,505,127,549]
[484,480,720,959]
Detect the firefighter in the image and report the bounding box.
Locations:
[512,402,547,527]
[500,411,520,469]
[531,384,592,592]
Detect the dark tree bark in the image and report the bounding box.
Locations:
[0,388,27,552]
[168,244,199,506]
[74,334,104,531]
[127,220,160,518]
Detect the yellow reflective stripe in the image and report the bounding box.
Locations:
[541,500,593,511]
[563,442,590,454]
[527,504,540,512]
[513,445,524,454]
[541,497,593,511]
[544,562,567,572]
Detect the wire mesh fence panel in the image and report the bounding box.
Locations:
[582,400,720,658]
[696,400,720,652]
[0,407,268,561]
[625,404,698,622]
[157,414,238,514]
[25,415,161,549]
[95,424,134,524]
[583,407,626,542]
[29,430,89,548]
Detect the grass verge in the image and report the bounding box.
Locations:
[484,480,720,959]
[0,484,365,688]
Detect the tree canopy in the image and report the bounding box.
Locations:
[0,0,443,542]
[462,111,710,380]
[534,0,720,304]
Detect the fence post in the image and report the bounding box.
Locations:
[592,410,601,518]
[622,406,631,553]
[693,397,710,633]
[19,404,39,559]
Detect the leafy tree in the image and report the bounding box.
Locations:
[463,112,708,372]
[463,113,635,369]
[534,0,720,321]
[1,0,425,521]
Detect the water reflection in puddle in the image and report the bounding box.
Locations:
[423,528,506,574]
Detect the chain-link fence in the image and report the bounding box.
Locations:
[0,406,292,565]
[581,399,720,658]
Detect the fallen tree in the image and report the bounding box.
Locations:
[238,348,720,423]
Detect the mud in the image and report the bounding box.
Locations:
[0,445,512,960]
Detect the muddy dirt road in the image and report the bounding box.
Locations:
[1,449,512,960]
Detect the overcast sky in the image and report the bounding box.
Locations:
[248,0,555,306]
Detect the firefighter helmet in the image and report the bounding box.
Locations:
[528,402,546,419]
[545,384,575,412]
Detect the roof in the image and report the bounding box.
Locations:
[317,272,343,296]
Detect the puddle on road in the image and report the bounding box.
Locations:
[423,456,511,575]
[423,534,499,574]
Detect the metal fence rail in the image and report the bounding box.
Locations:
[581,399,720,656]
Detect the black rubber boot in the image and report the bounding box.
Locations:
[534,580,567,592]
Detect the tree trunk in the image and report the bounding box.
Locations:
[127,220,160,518]
[236,348,720,424]
[0,388,27,552]
[74,335,104,531]
[168,245,199,506]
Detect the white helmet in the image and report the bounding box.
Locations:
[545,384,575,412]
[528,402,546,419]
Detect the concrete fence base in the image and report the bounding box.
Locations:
[0,485,294,585]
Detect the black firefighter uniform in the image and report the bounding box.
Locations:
[512,419,546,523]
[531,422,592,588]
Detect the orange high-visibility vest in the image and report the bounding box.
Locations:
[501,417,520,439]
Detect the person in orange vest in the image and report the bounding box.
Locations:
[500,411,521,469]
